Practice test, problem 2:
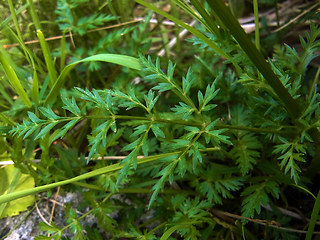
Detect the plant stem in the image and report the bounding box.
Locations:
[87,114,296,134]
[253,0,260,51]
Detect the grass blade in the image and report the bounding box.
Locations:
[0,45,32,108]
[0,3,28,31]
[60,30,67,71]
[37,29,57,87]
[0,113,16,126]
[306,188,320,240]
[4,26,39,105]
[189,0,221,37]
[26,0,41,30]
[44,53,142,105]
[7,0,23,41]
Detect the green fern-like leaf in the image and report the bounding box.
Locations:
[273,137,306,183]
[241,179,280,219]
[87,120,114,162]
[75,13,118,35]
[191,166,245,204]
[65,208,86,240]
[229,106,261,175]
[169,197,213,240]
[230,133,261,175]
[36,222,63,240]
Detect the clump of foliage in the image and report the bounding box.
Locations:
[0,0,320,239]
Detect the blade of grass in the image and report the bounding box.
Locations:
[60,30,67,71]
[7,0,23,41]
[305,188,320,240]
[37,29,57,87]
[5,26,39,105]
[174,0,203,24]
[0,152,178,205]
[44,53,142,105]
[0,83,13,106]
[189,0,221,37]
[0,113,16,126]
[0,3,28,31]
[0,45,32,108]
[206,0,301,119]
[26,0,41,30]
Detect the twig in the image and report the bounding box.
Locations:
[41,196,84,215]
[35,201,51,226]
[2,19,142,49]
[272,2,319,33]
[48,187,60,224]
[211,209,320,235]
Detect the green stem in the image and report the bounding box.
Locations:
[0,152,178,205]
[253,0,260,50]
[87,114,296,134]
[215,123,296,135]
[68,180,195,195]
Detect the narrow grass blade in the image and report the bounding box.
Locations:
[37,29,57,87]
[306,188,320,240]
[31,69,39,105]
[0,84,13,106]
[5,27,39,104]
[26,0,41,30]
[189,0,221,37]
[0,113,16,126]
[206,0,301,119]
[45,53,142,105]
[60,30,67,71]
[174,0,203,24]
[0,45,32,108]
[0,3,28,31]
[0,152,177,205]
[7,0,23,41]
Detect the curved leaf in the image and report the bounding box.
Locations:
[45,54,141,105]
